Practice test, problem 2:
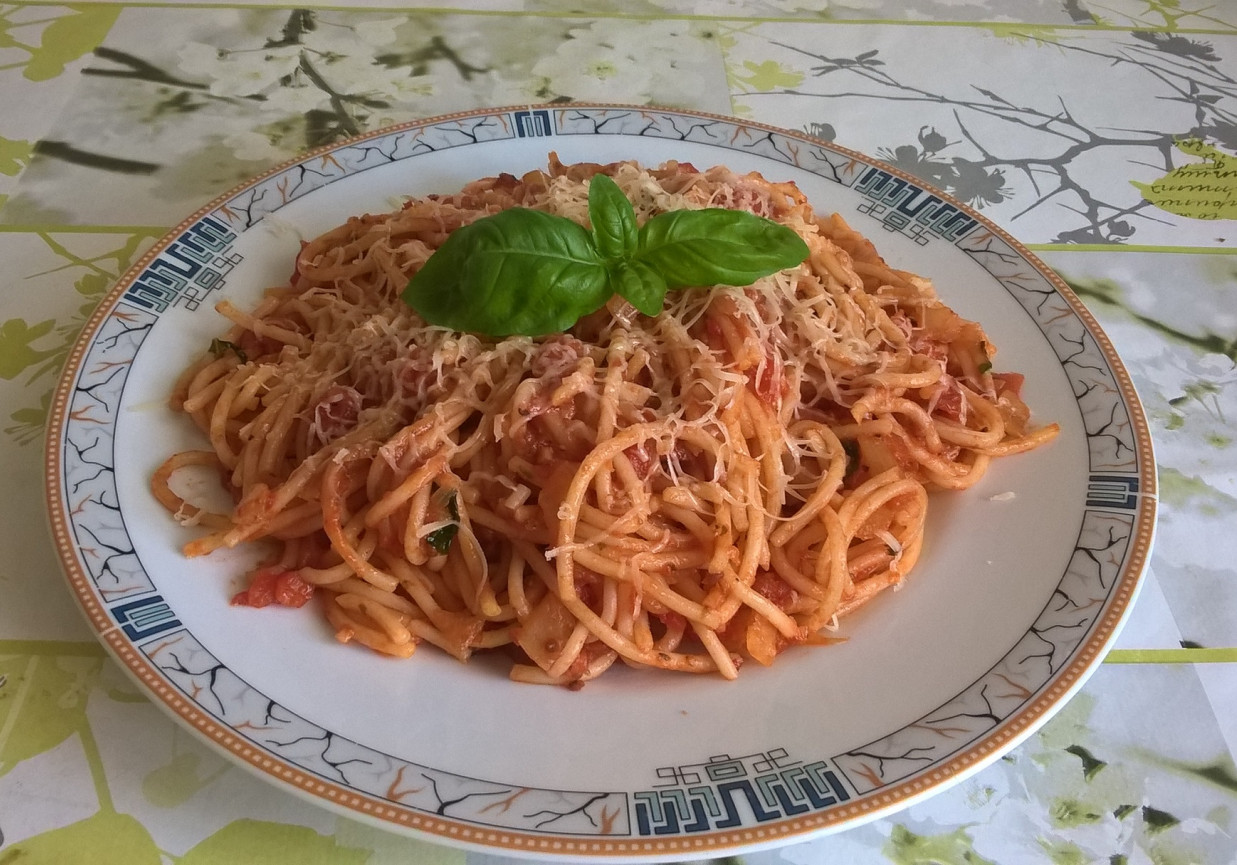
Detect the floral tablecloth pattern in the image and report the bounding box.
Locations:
[2,1,1236,863]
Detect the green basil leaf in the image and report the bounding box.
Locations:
[842,439,861,480]
[402,208,610,337]
[636,208,809,288]
[588,173,638,262]
[609,260,667,316]
[402,181,812,337]
[425,490,459,555]
[425,523,458,555]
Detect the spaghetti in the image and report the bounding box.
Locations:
[156,155,1058,686]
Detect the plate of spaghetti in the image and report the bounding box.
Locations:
[45,105,1155,861]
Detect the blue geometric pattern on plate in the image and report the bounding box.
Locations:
[122,215,241,313]
[636,751,851,834]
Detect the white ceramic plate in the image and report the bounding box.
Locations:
[45,105,1155,862]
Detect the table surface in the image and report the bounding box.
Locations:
[2,1,1235,863]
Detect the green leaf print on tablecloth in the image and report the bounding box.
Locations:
[0,655,163,862]
[0,811,162,865]
[0,138,31,177]
[1157,466,1237,514]
[883,825,996,865]
[0,231,155,444]
[1016,691,1226,862]
[3,817,373,865]
[731,59,803,92]
[142,749,229,808]
[0,318,57,380]
[19,6,121,82]
[176,820,369,865]
[1087,0,1237,31]
[0,4,119,86]
[0,651,464,863]
[0,655,103,777]
[1061,272,1237,449]
[331,817,470,865]
[1132,140,1237,221]
[846,670,1237,865]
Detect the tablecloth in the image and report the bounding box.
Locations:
[1,1,1235,862]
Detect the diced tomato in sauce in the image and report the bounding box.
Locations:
[310,384,363,443]
[931,386,965,421]
[231,567,314,608]
[622,439,656,479]
[993,372,1025,398]
[752,570,798,612]
[655,610,688,633]
[747,347,784,407]
[573,566,606,609]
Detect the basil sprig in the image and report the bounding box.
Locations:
[402,174,809,337]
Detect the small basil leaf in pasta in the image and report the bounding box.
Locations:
[610,259,667,316]
[425,491,460,554]
[425,523,458,555]
[209,337,247,364]
[842,439,861,480]
[403,208,610,337]
[588,173,639,263]
[636,208,809,288]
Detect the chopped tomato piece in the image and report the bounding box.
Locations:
[928,386,963,421]
[622,440,656,479]
[752,570,798,612]
[993,372,1025,398]
[654,610,688,633]
[310,384,363,444]
[231,567,314,608]
[747,346,784,407]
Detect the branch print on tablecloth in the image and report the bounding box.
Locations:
[82,8,429,158]
[729,25,1237,244]
[0,8,728,225]
[1066,274,1237,364]
[1064,270,1237,454]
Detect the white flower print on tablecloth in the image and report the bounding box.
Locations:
[1044,250,1237,653]
[528,19,722,103]
[0,8,729,227]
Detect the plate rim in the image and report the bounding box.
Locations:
[42,102,1157,861]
